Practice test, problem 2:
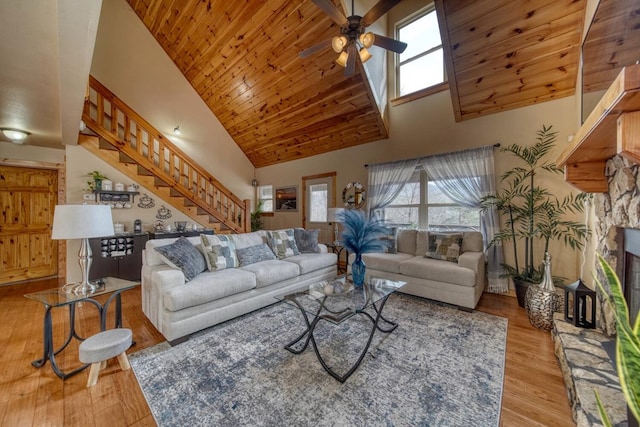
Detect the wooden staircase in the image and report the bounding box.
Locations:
[80,75,249,234]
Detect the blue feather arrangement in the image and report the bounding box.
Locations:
[338,210,389,255]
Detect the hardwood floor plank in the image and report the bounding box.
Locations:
[0,279,575,426]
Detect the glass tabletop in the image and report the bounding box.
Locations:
[24,277,140,307]
[276,276,406,324]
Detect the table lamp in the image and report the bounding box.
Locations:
[52,204,114,295]
[327,208,344,245]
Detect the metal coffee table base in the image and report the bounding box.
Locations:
[284,293,397,383]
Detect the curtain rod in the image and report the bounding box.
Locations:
[364,143,500,167]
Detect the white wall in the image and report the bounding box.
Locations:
[0,141,65,163]
[90,0,254,204]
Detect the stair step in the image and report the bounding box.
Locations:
[99,138,117,151]
[119,152,136,164]
[154,177,169,187]
[137,165,153,176]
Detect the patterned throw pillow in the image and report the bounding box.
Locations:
[201,234,239,271]
[266,229,300,259]
[294,228,320,253]
[425,233,463,262]
[154,236,206,281]
[381,227,398,254]
[236,243,277,266]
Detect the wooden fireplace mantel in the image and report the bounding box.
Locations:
[557,64,640,193]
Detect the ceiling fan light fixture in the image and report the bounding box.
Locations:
[359,47,372,64]
[331,36,347,53]
[336,50,349,67]
[359,32,375,49]
[1,128,30,144]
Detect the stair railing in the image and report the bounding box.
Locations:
[83,75,248,233]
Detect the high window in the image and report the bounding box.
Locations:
[396,6,445,97]
[384,170,480,231]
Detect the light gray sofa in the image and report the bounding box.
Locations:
[350,229,486,310]
[141,230,337,344]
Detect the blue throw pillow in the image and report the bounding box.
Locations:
[154,237,206,281]
[294,228,320,253]
[236,243,277,266]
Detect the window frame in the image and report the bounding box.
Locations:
[257,184,274,214]
[393,5,447,102]
[383,169,480,231]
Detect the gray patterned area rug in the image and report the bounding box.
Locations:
[130,294,507,426]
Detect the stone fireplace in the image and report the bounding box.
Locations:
[552,155,639,426]
[594,155,640,337]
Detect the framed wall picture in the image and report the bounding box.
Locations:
[274,186,298,212]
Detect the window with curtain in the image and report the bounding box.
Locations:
[383,169,480,231]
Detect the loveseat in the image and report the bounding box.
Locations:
[141,229,337,344]
[351,229,486,310]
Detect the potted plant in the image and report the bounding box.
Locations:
[594,254,639,426]
[250,200,264,231]
[338,209,388,286]
[86,170,108,191]
[481,125,590,306]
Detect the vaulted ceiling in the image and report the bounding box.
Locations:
[126,0,590,167]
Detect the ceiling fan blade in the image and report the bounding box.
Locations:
[299,39,332,58]
[372,34,407,53]
[362,0,402,26]
[311,0,348,26]
[344,44,357,77]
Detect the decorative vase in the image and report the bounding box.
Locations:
[351,253,366,287]
[525,252,557,330]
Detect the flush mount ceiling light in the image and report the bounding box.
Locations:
[1,128,30,144]
[299,0,407,77]
[173,125,181,136]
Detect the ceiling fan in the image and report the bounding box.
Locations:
[300,0,408,77]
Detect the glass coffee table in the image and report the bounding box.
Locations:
[24,277,139,379]
[276,276,406,382]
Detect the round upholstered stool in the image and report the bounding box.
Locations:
[79,328,132,387]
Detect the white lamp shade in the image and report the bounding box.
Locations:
[51,204,115,239]
[327,208,345,222]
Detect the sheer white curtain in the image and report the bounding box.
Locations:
[421,146,508,293]
[366,158,420,217]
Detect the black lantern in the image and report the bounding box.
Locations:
[564,279,596,328]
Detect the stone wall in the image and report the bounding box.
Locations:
[594,155,640,336]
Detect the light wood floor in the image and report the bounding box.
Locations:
[0,278,574,426]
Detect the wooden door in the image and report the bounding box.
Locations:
[0,166,58,284]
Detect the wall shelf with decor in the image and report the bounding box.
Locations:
[92,190,140,207]
[557,65,640,192]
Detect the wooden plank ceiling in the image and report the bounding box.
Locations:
[436,0,586,121]
[127,0,590,165]
[582,0,640,94]
[126,0,388,168]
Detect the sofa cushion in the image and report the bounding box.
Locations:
[396,229,417,255]
[240,259,300,288]
[462,231,483,253]
[362,252,415,274]
[399,256,476,287]
[425,233,463,262]
[231,231,267,250]
[236,243,277,266]
[282,252,337,274]
[163,268,257,311]
[154,237,206,281]
[201,234,239,271]
[415,230,429,256]
[266,229,300,259]
[294,228,320,253]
